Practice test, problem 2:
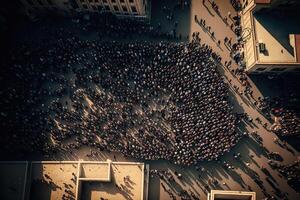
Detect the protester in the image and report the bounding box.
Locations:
[0,13,240,166]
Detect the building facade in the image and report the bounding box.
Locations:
[241,0,300,73]
[19,0,149,19]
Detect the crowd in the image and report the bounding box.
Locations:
[256,96,300,137]
[0,13,240,165]
[0,3,298,200]
[278,161,300,193]
[230,0,242,12]
[151,169,199,200]
[268,160,300,196]
[273,110,300,137]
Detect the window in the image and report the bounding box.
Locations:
[82,4,88,9]
[26,0,34,5]
[111,0,116,3]
[103,0,107,3]
[122,5,127,12]
[89,0,93,2]
[92,5,97,10]
[129,0,134,3]
[256,67,266,71]
[95,0,99,2]
[131,6,137,12]
[46,0,54,6]
[271,68,286,72]
[120,0,125,2]
[80,0,85,2]
[113,5,119,11]
[105,5,110,10]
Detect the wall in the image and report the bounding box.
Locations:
[20,0,149,18]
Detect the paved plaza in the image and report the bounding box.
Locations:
[0,0,300,200]
[147,1,300,199]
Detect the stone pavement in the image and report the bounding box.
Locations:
[150,0,191,41]
[4,1,299,199]
[43,1,300,198]
[30,1,299,199]
[146,0,300,200]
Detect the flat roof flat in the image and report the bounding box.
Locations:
[209,190,256,200]
[0,161,148,200]
[254,18,296,63]
[253,9,300,64]
[80,163,145,200]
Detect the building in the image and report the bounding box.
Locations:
[0,160,149,200]
[207,190,256,200]
[18,0,149,19]
[241,0,300,73]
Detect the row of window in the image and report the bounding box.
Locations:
[25,0,136,7]
[81,4,137,13]
[256,67,300,72]
[24,0,138,13]
[256,67,286,72]
[80,0,137,10]
[81,0,135,3]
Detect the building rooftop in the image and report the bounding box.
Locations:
[0,161,149,200]
[254,9,300,64]
[208,190,256,200]
[253,18,295,63]
[242,2,300,70]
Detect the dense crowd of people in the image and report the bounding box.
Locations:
[277,161,300,193]
[0,14,240,165]
[257,96,300,137]
[0,2,299,200]
[268,160,300,195]
[273,110,300,137]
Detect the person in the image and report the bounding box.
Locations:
[2,14,240,166]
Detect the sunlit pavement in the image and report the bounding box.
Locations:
[9,1,300,199]
[148,0,300,199]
